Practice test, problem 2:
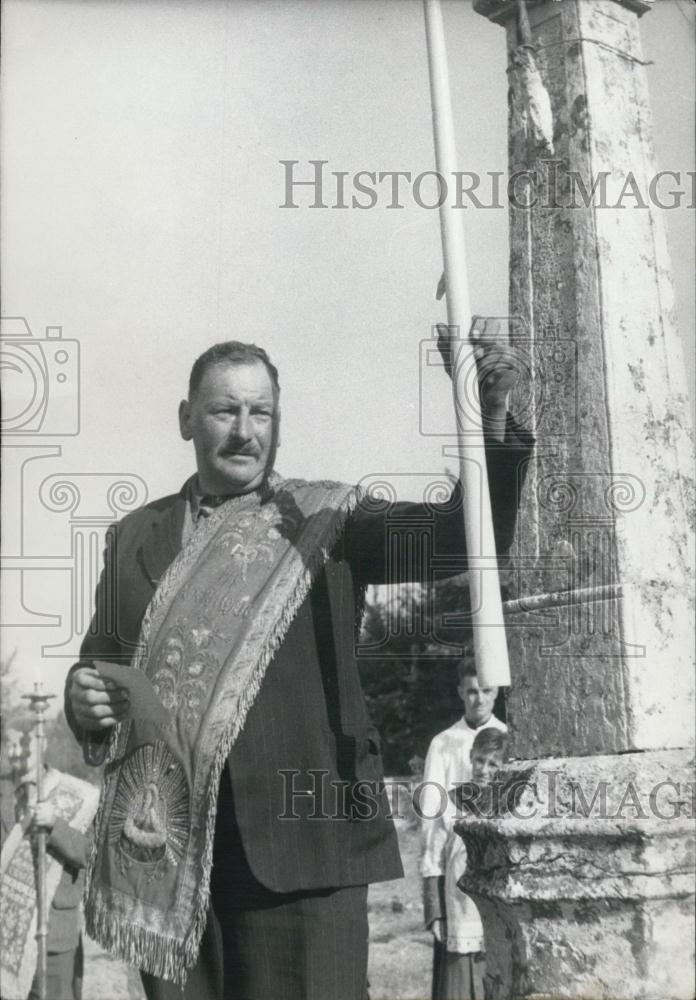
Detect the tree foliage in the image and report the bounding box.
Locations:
[1,654,100,786]
[358,577,507,773]
[358,582,467,773]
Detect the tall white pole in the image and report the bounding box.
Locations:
[423,0,510,687]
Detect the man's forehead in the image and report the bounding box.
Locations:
[197,360,275,397]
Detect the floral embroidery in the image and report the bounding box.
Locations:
[150,618,225,728]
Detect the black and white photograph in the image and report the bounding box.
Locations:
[1,1,694,998]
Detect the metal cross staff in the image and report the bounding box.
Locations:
[423,0,511,687]
[22,682,56,1000]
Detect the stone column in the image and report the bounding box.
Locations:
[457,2,695,997]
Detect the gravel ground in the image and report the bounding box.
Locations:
[367,818,432,1000]
[79,821,430,1000]
[82,936,144,1000]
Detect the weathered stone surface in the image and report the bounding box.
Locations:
[466,3,695,997]
[475,0,694,758]
[455,749,696,1000]
[474,0,654,23]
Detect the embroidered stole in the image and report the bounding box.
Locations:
[84,477,357,984]
[0,771,99,1000]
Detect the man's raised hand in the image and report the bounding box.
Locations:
[469,316,518,414]
[69,664,129,731]
[436,317,518,441]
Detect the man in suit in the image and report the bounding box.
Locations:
[65,336,533,1000]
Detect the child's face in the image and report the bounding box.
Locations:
[470,749,504,784]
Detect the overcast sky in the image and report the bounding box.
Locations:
[1,0,694,701]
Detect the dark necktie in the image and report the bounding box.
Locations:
[195,494,226,524]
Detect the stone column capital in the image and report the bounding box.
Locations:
[473,0,654,26]
[453,749,695,1000]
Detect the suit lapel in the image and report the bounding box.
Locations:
[140,492,188,588]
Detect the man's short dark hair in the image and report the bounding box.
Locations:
[188,341,280,399]
[457,658,478,683]
[471,727,508,761]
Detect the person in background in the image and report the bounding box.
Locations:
[420,662,508,1000]
[0,737,98,1000]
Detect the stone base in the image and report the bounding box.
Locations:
[455,749,695,1000]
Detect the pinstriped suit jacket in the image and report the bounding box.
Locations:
[67,426,532,893]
